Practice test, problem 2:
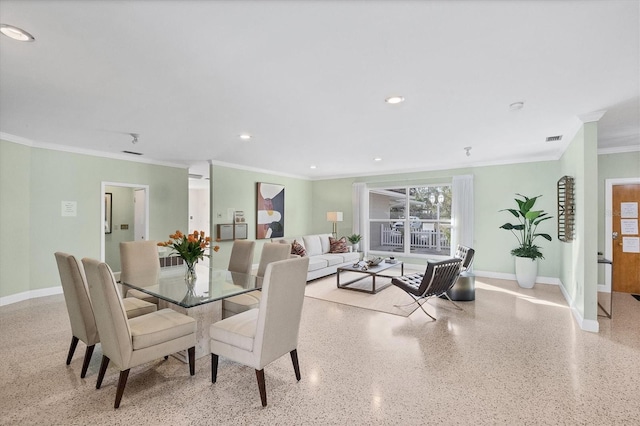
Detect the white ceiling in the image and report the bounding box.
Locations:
[1,0,638,180]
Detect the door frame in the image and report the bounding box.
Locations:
[100,181,149,262]
[604,177,640,293]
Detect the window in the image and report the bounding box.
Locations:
[367,185,452,256]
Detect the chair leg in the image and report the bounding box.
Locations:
[66,336,79,365]
[96,355,109,389]
[114,369,130,409]
[80,345,95,378]
[442,292,464,310]
[290,349,301,381]
[211,354,218,383]
[188,347,195,376]
[415,297,437,321]
[255,369,267,407]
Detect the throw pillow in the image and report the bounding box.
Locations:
[329,236,349,253]
[291,240,307,257]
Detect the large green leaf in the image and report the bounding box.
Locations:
[525,210,541,221]
[534,233,552,241]
[533,216,552,225]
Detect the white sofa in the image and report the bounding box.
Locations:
[272,234,360,281]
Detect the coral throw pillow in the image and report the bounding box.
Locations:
[329,236,349,253]
[291,240,307,257]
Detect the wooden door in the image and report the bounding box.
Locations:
[612,184,640,293]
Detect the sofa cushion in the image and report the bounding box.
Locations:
[291,240,307,257]
[303,235,323,257]
[307,256,329,272]
[318,234,332,254]
[329,236,349,253]
[315,254,345,267]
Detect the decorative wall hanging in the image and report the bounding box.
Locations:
[557,176,575,242]
[256,182,285,239]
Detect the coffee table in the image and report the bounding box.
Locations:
[336,260,404,294]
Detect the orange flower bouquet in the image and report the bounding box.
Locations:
[158,230,220,282]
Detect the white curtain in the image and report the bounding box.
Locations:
[451,175,474,261]
[352,182,368,254]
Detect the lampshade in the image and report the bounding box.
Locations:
[326,212,343,222]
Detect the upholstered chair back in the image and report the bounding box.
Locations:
[119,240,160,287]
[454,245,475,272]
[83,258,133,369]
[54,252,99,346]
[256,243,293,277]
[228,240,256,275]
[417,258,463,297]
[253,257,309,369]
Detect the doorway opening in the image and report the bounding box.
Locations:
[100,182,149,272]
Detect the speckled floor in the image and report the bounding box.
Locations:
[1,277,639,425]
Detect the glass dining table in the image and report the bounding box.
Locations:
[121,264,260,362]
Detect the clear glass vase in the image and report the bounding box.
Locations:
[184,261,197,285]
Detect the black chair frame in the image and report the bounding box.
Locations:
[391,258,463,320]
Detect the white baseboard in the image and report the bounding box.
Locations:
[557,280,599,333]
[0,286,63,307]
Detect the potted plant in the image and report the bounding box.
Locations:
[347,234,362,252]
[499,194,552,288]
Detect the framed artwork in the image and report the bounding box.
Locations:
[105,192,112,234]
[256,182,284,239]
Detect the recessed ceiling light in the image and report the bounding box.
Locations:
[239,133,252,140]
[509,101,524,111]
[0,24,35,42]
[374,157,382,162]
[385,96,404,104]
[310,165,317,169]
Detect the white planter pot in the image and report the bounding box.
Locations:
[351,243,359,252]
[514,256,538,288]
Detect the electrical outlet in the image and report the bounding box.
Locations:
[120,224,129,230]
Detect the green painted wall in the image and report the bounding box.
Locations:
[210,164,313,269]
[0,139,188,299]
[0,141,31,298]
[312,162,560,277]
[559,123,599,323]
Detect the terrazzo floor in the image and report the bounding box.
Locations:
[1,277,639,425]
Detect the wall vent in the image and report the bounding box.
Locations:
[546,135,563,142]
[122,150,143,155]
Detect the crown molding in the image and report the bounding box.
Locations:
[209,160,309,180]
[0,132,188,169]
[598,144,640,155]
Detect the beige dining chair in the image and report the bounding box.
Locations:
[82,257,197,409]
[54,252,157,378]
[227,240,256,275]
[222,242,291,318]
[210,256,310,406]
[119,240,160,304]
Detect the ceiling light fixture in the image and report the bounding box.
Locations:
[464,146,472,157]
[509,101,525,111]
[374,157,382,162]
[385,96,404,104]
[130,133,139,144]
[239,133,252,140]
[310,165,317,169]
[0,24,35,42]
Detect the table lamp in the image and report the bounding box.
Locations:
[326,212,343,238]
